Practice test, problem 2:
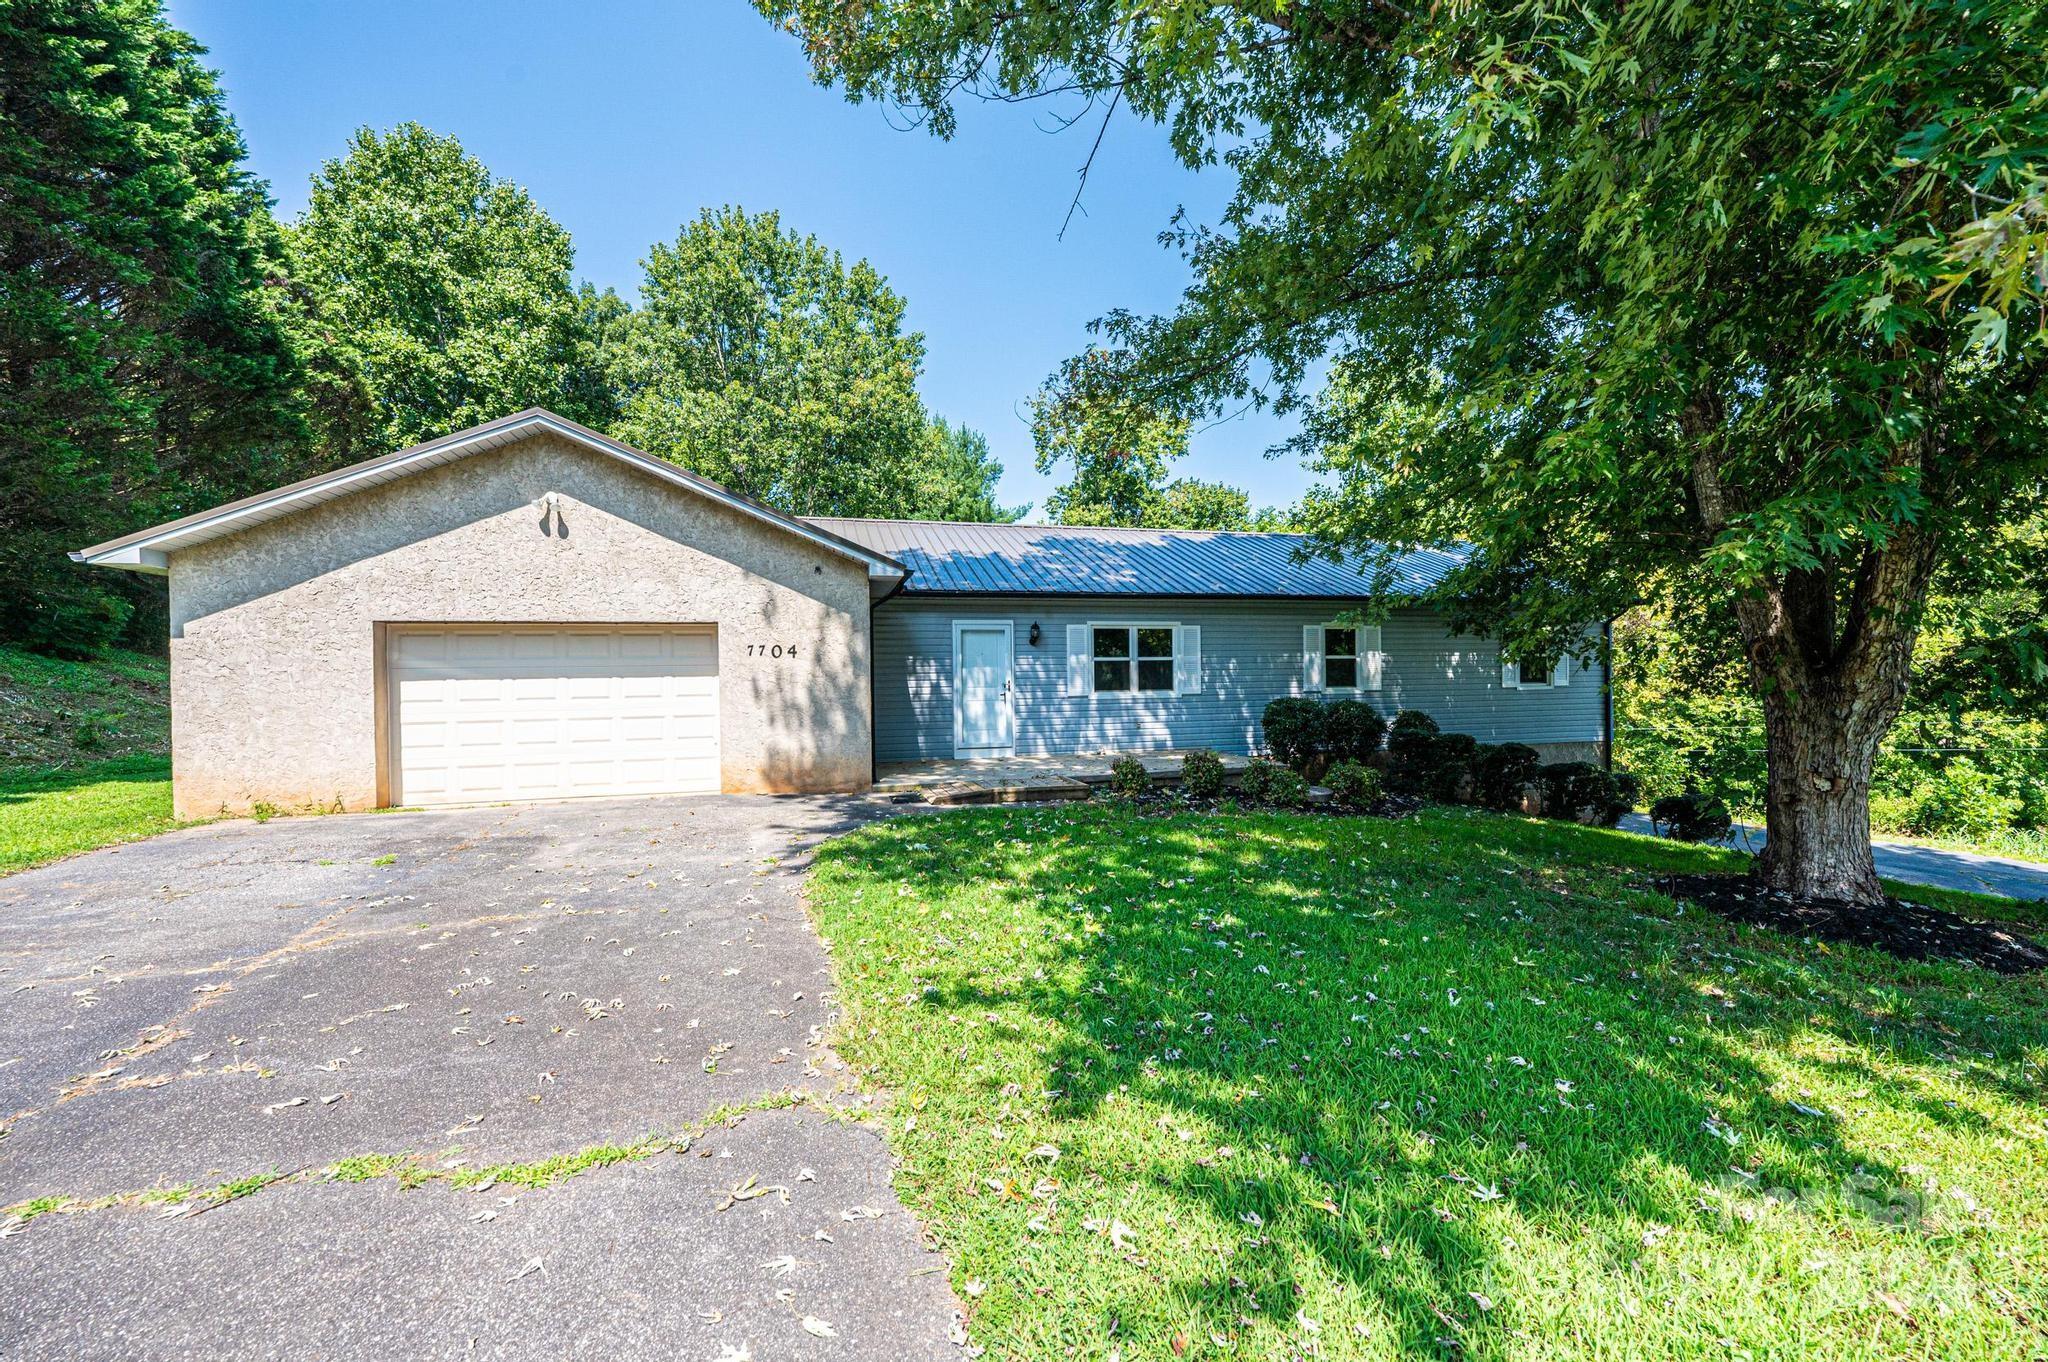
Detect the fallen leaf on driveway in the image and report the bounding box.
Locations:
[508,1256,544,1282]
[761,1254,797,1276]
[799,1316,837,1339]
[714,1176,789,1211]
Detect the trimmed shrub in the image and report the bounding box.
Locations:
[1108,755,1149,798]
[1434,732,1479,765]
[1261,698,1324,772]
[1323,701,1388,763]
[1385,710,1442,789]
[1649,790,1734,843]
[1537,761,1632,827]
[1476,742,1541,811]
[1419,732,1481,803]
[1238,757,1294,805]
[1325,760,1383,811]
[1181,748,1226,799]
[1265,766,1311,808]
[1237,757,1283,803]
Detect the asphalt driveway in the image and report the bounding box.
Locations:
[0,795,961,1361]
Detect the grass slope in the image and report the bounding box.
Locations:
[0,644,169,770]
[809,804,2048,1361]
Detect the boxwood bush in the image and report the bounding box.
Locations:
[1264,765,1311,808]
[1385,710,1442,789]
[1261,697,1388,774]
[1323,700,1388,763]
[1237,757,1284,804]
[1476,742,1541,811]
[1108,754,1149,798]
[1260,698,1324,771]
[1324,760,1383,811]
[1536,761,1634,827]
[1181,748,1226,799]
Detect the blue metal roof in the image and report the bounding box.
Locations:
[803,519,1467,598]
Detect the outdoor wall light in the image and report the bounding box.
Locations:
[1029,622,1042,646]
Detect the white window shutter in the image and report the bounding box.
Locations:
[1554,654,1571,687]
[1361,624,1384,691]
[1066,625,1092,696]
[1501,658,1518,689]
[1302,625,1325,692]
[1174,625,1203,694]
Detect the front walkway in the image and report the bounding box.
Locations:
[876,749,1250,805]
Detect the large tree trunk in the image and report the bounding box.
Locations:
[1754,688,1886,902]
[1727,536,1939,907]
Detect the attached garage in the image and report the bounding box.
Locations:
[384,626,720,807]
[71,410,907,817]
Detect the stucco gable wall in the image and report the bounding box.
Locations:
[167,433,872,816]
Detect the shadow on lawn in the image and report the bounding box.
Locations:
[0,754,170,803]
[853,806,2042,1356]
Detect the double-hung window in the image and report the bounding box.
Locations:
[1502,653,1569,689]
[1304,623,1382,692]
[1324,627,1361,690]
[1093,625,1175,694]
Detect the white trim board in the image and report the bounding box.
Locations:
[72,408,909,583]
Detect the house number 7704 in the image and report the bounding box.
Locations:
[745,643,798,658]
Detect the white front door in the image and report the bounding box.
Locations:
[953,622,1015,757]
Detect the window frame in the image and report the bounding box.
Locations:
[1322,625,1362,693]
[1504,656,1564,689]
[1088,621,1180,697]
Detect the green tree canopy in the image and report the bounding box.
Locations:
[609,206,1008,520]
[1,0,302,654]
[1030,351,1273,529]
[765,0,2048,903]
[921,419,1028,523]
[281,123,597,460]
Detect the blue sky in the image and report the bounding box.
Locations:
[166,0,1310,521]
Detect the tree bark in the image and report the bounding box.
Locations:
[1753,687,1886,903]
[1732,528,1939,905]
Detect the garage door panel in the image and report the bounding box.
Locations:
[389,627,719,806]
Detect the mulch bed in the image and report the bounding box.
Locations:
[1126,789,1429,820]
[1656,872,2048,974]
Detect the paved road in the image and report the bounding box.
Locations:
[0,795,961,1361]
[1617,813,2048,902]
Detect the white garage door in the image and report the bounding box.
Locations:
[387,627,719,806]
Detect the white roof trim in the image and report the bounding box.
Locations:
[71,409,908,580]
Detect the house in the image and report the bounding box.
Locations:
[73,410,1607,817]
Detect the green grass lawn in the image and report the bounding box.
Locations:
[808,803,2048,1361]
[0,755,181,875]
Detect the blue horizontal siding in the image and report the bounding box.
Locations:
[872,597,1604,761]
